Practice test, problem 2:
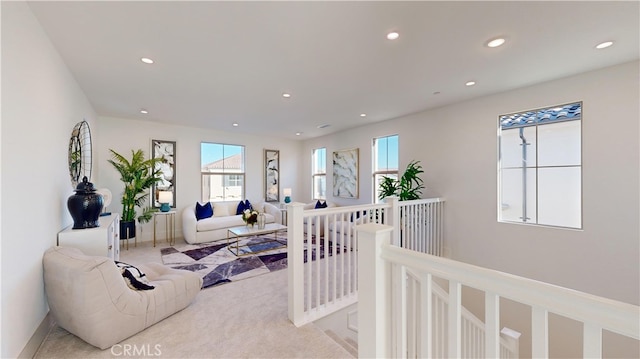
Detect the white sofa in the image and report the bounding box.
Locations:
[182,201,282,244]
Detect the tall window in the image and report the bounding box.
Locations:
[201,143,245,202]
[499,102,582,228]
[312,148,326,200]
[373,134,399,202]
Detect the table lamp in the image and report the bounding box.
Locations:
[283,188,292,203]
[158,191,172,212]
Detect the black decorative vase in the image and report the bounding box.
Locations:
[67,176,103,229]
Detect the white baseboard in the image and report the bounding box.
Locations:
[18,312,55,359]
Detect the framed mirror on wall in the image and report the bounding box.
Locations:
[68,120,92,187]
[152,140,176,209]
[265,149,279,202]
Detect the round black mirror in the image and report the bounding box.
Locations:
[68,120,92,187]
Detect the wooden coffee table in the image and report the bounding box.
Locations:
[227,223,287,256]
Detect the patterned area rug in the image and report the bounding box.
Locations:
[161,234,288,288]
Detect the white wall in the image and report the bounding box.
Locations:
[414,61,639,304]
[96,116,302,241]
[308,60,639,303]
[0,2,98,357]
[302,122,405,206]
[428,62,639,358]
[304,61,639,357]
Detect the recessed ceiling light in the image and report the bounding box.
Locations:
[595,41,614,49]
[433,91,441,95]
[360,113,367,117]
[486,38,506,48]
[140,109,148,114]
[466,81,476,87]
[140,57,154,64]
[386,32,399,40]
[295,132,302,136]
[282,93,291,98]
[232,123,239,127]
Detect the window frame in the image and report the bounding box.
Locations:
[312,147,326,200]
[373,134,399,203]
[200,142,246,202]
[498,102,583,229]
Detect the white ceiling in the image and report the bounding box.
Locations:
[27,1,639,140]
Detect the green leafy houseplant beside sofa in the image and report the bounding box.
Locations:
[107,149,162,239]
[182,200,282,244]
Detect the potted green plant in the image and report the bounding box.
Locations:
[378,160,425,201]
[107,149,162,239]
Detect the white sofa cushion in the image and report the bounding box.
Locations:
[196,215,245,232]
[212,202,233,217]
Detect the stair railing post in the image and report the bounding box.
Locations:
[500,327,522,358]
[287,202,305,326]
[384,196,400,246]
[357,223,393,359]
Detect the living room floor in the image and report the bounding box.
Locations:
[35,237,354,358]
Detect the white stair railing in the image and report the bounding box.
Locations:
[396,198,445,256]
[357,224,640,359]
[287,198,446,327]
[337,275,520,358]
[288,202,386,326]
[404,269,520,358]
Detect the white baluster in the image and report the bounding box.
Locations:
[532,306,549,358]
[448,281,462,358]
[485,291,500,358]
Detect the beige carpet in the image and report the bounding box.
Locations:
[35,266,354,358]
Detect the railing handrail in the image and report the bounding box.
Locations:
[301,202,390,218]
[398,197,446,206]
[381,243,640,340]
[300,197,446,218]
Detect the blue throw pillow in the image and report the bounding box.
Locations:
[315,200,328,209]
[195,202,213,220]
[236,200,253,215]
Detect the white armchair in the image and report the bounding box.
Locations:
[43,246,202,349]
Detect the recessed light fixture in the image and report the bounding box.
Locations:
[465,81,476,87]
[317,124,331,129]
[140,109,148,114]
[433,91,441,95]
[282,93,291,98]
[386,32,399,40]
[595,41,614,49]
[232,123,239,127]
[486,38,506,48]
[295,132,302,136]
[360,113,367,117]
[140,57,154,64]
